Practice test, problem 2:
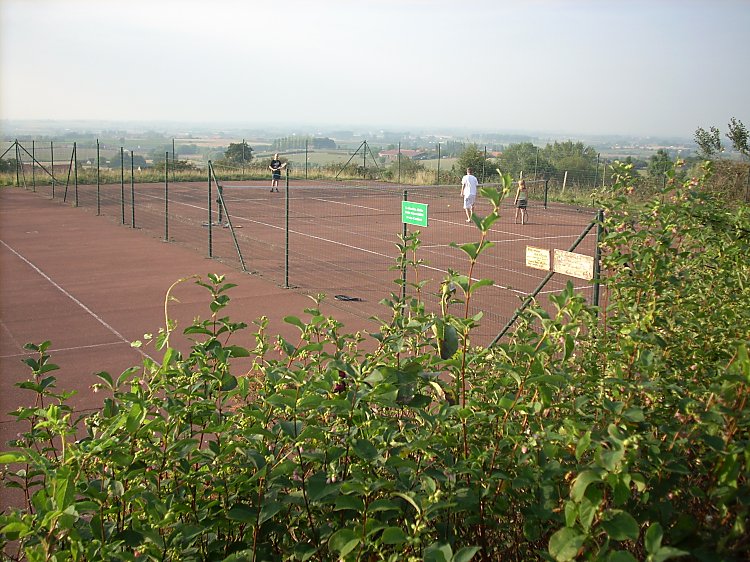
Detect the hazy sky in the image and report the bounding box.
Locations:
[1,0,748,137]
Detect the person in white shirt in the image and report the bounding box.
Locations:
[460,167,479,222]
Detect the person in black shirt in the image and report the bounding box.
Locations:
[269,153,282,192]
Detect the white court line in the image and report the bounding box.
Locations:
[1,340,127,360]
[0,318,23,351]
[0,239,152,359]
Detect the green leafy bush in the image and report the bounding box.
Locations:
[1,164,749,561]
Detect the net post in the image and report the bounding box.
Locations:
[131,150,136,228]
[74,142,79,207]
[14,140,20,188]
[51,141,55,198]
[120,147,125,224]
[402,190,408,303]
[207,161,213,258]
[164,152,169,241]
[284,167,290,288]
[96,139,101,215]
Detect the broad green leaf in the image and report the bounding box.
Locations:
[125,403,145,433]
[649,546,690,562]
[393,492,421,514]
[224,345,250,358]
[53,466,75,511]
[467,278,494,295]
[453,546,482,562]
[439,324,459,360]
[283,315,306,330]
[424,542,452,562]
[94,371,114,388]
[280,420,303,438]
[328,528,359,557]
[575,431,592,460]
[354,439,378,461]
[548,527,585,561]
[607,551,638,562]
[571,470,601,502]
[451,242,480,261]
[645,522,663,554]
[0,452,27,463]
[380,526,407,545]
[602,510,640,541]
[227,504,257,522]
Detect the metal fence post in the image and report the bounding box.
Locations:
[402,190,408,303]
[207,161,213,258]
[73,142,78,207]
[15,140,20,187]
[164,152,169,241]
[96,139,101,215]
[51,141,55,198]
[285,167,290,288]
[120,147,125,224]
[131,150,136,228]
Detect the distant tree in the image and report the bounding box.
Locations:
[177,144,200,155]
[312,137,337,150]
[109,152,148,169]
[694,126,723,158]
[496,142,553,179]
[440,141,467,158]
[726,117,749,158]
[388,154,426,178]
[542,140,598,183]
[646,149,673,182]
[224,141,254,164]
[0,157,17,173]
[453,144,488,178]
[151,155,199,171]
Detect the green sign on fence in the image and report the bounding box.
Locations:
[402,201,428,227]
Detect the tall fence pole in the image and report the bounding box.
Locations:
[32,140,36,192]
[402,190,408,303]
[207,161,213,258]
[164,152,169,241]
[120,147,125,224]
[305,139,308,179]
[96,139,101,215]
[285,168,290,288]
[130,150,136,228]
[15,140,20,187]
[73,142,79,207]
[51,141,55,198]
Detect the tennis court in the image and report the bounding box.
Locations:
[20,172,601,345]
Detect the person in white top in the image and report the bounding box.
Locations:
[460,167,479,222]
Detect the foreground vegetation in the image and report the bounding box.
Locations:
[1,162,749,561]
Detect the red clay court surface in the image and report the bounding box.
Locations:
[0,187,379,507]
[1,181,599,468]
